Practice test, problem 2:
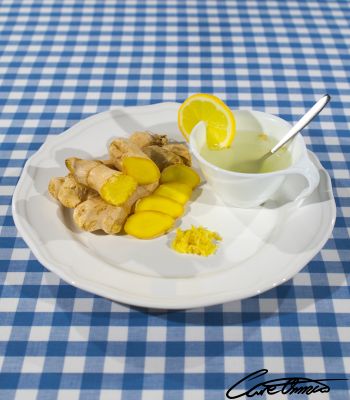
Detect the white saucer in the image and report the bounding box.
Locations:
[12,103,336,309]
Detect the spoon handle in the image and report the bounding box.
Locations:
[270,94,331,154]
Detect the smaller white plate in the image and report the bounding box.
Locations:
[12,103,336,309]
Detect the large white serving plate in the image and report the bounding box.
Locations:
[12,103,336,309]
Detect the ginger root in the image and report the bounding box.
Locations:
[48,174,90,208]
[135,195,184,218]
[162,144,192,166]
[100,159,118,169]
[160,164,200,189]
[49,169,158,234]
[124,131,192,171]
[142,143,191,171]
[124,211,174,239]
[129,131,168,148]
[48,130,197,237]
[142,145,183,171]
[72,184,158,234]
[123,181,159,210]
[66,157,137,206]
[109,138,160,184]
[73,196,129,234]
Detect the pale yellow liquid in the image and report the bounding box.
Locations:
[200,131,292,173]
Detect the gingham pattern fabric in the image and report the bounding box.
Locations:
[1,0,349,399]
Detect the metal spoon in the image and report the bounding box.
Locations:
[236,94,331,173]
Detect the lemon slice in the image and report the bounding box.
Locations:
[178,93,236,149]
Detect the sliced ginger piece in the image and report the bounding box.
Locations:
[154,182,192,205]
[135,195,184,218]
[122,156,160,184]
[124,211,174,239]
[99,174,137,206]
[160,164,200,189]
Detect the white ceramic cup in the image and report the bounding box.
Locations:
[189,109,320,208]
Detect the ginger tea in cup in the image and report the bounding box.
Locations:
[200,130,292,174]
[189,110,320,208]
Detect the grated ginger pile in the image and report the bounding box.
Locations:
[171,226,222,256]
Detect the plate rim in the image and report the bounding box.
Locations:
[12,103,337,309]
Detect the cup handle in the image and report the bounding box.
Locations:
[287,153,320,205]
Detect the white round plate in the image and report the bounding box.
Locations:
[12,103,336,309]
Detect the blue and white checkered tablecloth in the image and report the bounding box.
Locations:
[1,0,349,399]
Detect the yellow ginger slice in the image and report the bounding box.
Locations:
[124,211,174,239]
[135,195,184,218]
[160,164,200,189]
[99,174,138,206]
[172,226,222,256]
[123,156,160,185]
[154,182,192,205]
